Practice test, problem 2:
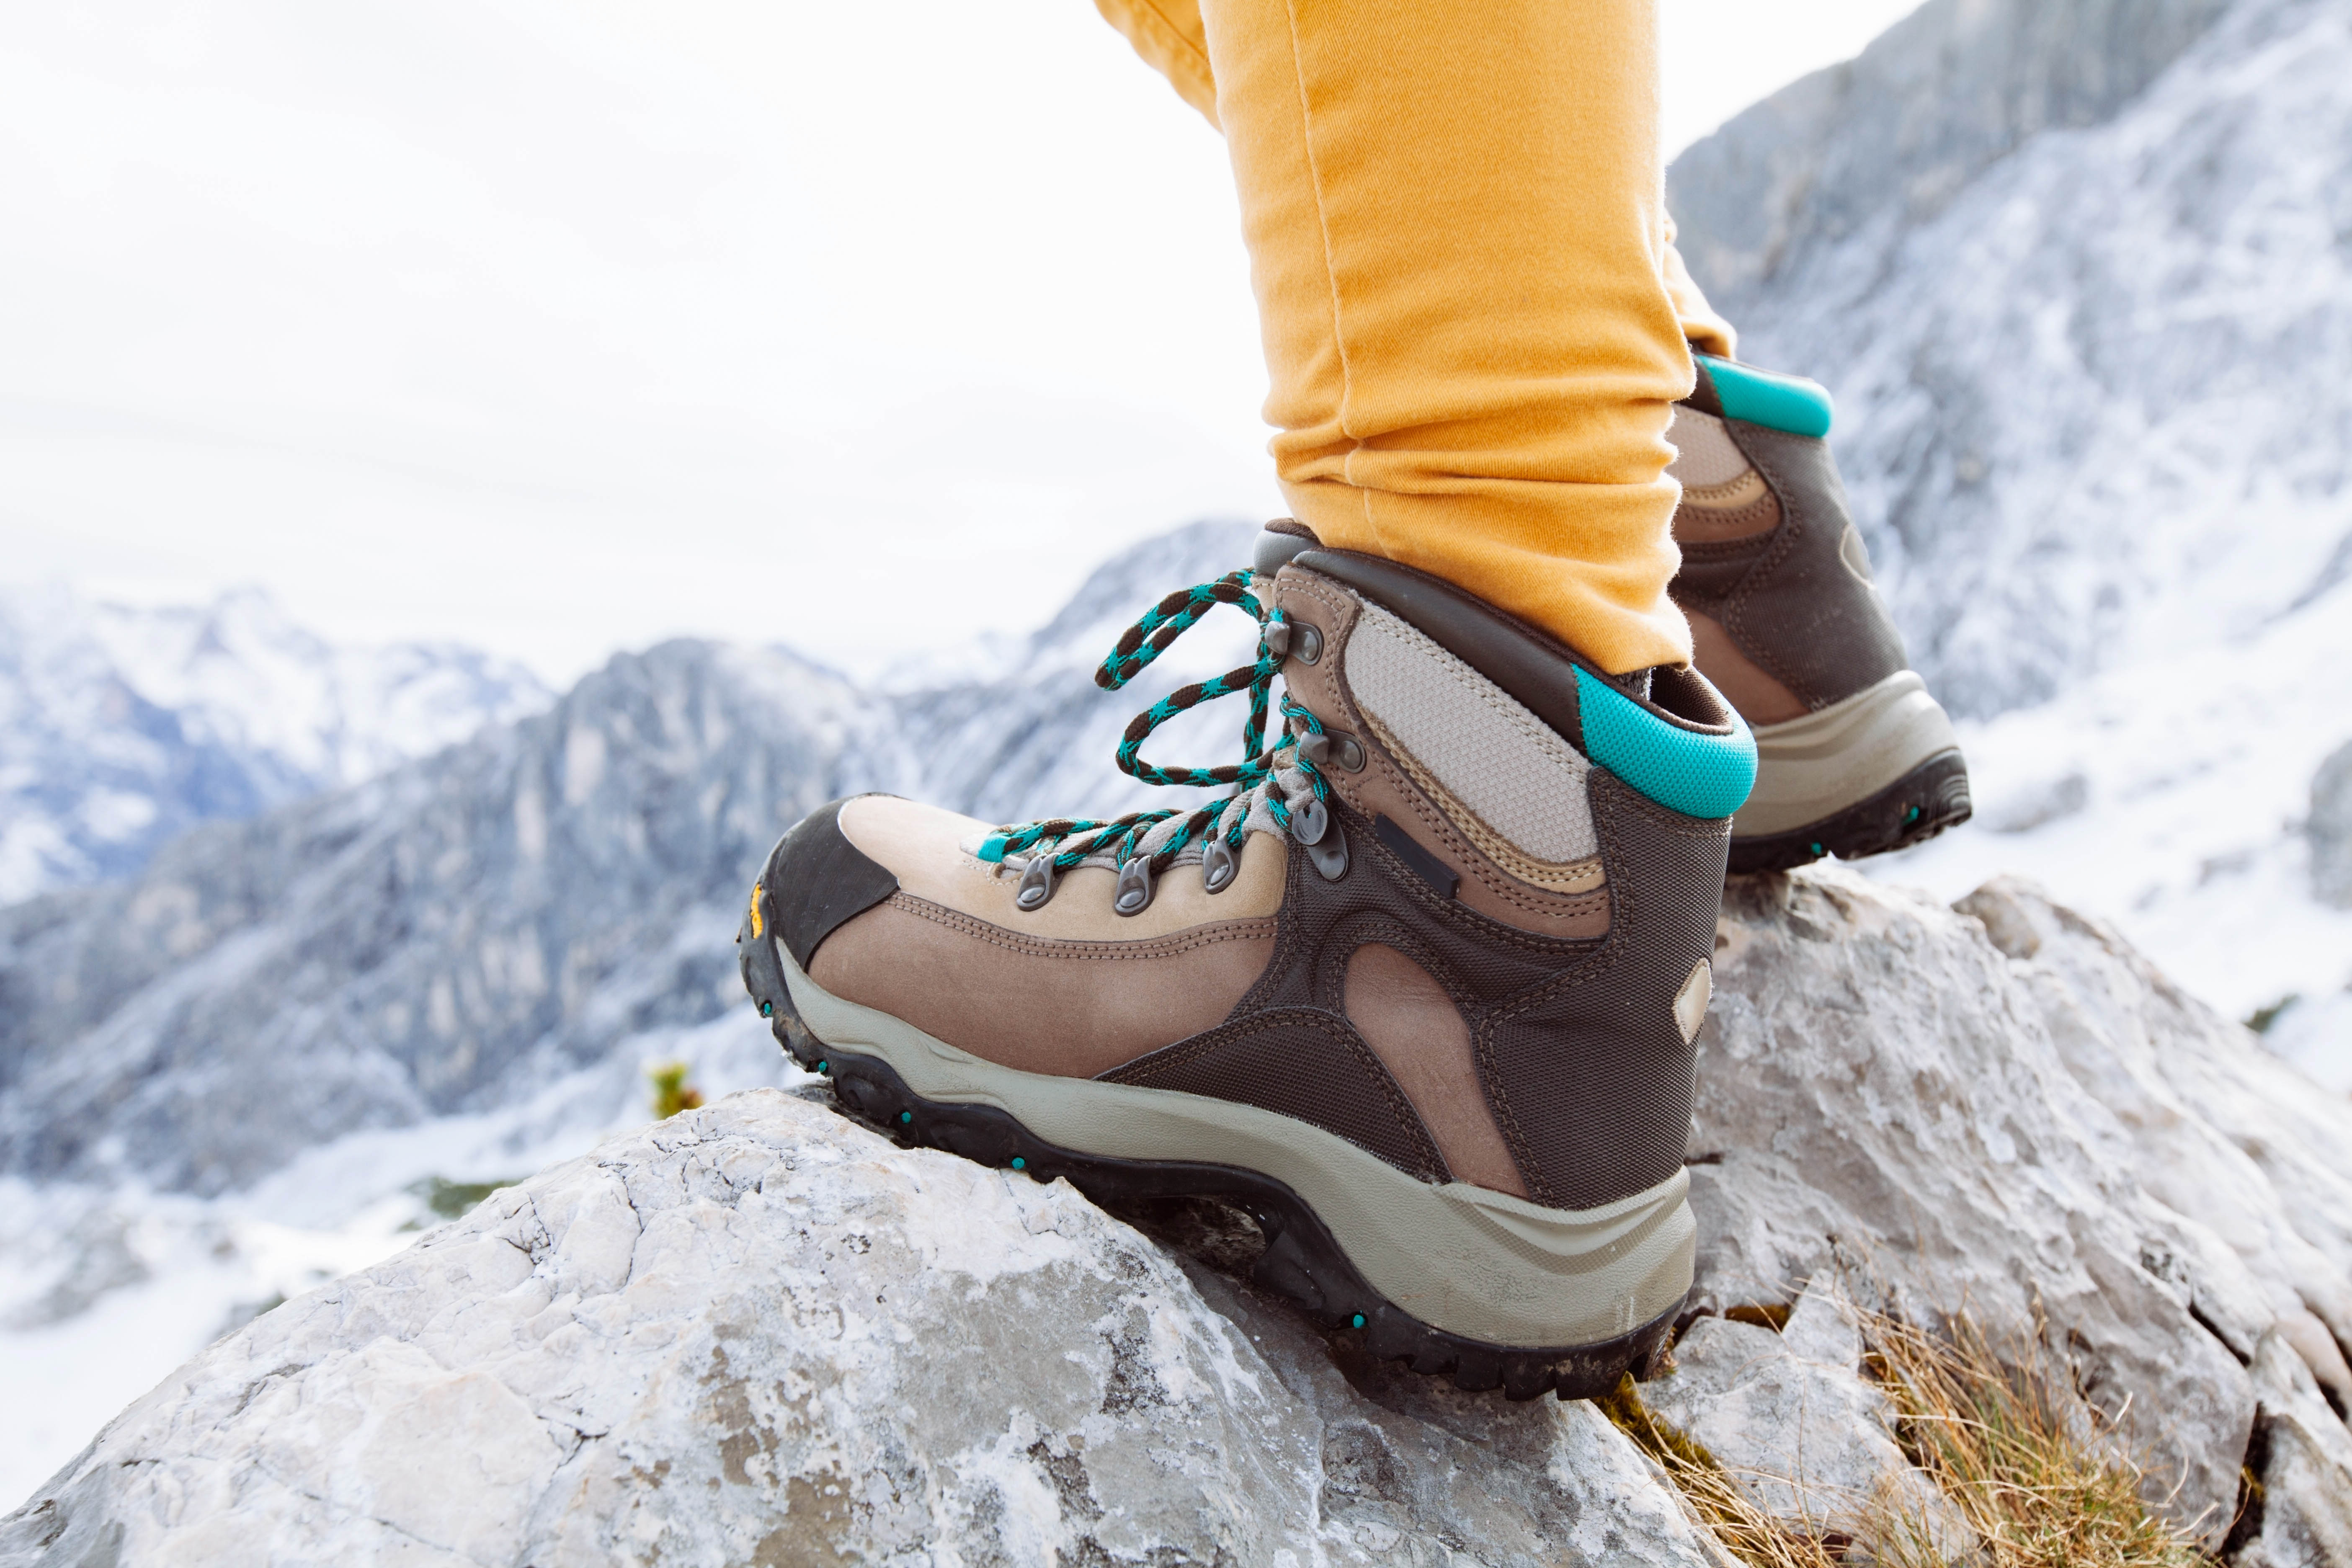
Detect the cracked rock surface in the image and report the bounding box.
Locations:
[1643,1277,1975,1560]
[7,867,2351,1564]
[0,1087,1717,1568]
[1689,870,2352,1555]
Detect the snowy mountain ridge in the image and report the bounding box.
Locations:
[0,583,551,903]
[1673,0,2352,720]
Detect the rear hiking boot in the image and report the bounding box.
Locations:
[738,526,1757,1400]
[1668,351,1973,874]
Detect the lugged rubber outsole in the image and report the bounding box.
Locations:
[1728,747,1972,874]
[736,896,1678,1403]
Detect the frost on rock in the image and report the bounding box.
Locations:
[8,866,2352,1563]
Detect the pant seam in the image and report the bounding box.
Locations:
[1108,0,1219,123]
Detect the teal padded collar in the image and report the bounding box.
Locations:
[1574,669,1757,820]
[1694,354,1834,439]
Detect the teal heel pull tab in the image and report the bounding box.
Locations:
[1697,354,1834,440]
[1573,669,1757,820]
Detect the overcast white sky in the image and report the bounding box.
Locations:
[0,0,1921,681]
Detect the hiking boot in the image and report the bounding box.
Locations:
[1668,351,1972,873]
[738,529,1756,1399]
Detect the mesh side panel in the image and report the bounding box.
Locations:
[1665,406,1753,488]
[1345,603,1596,863]
[1103,1008,1448,1183]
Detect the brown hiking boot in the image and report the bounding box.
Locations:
[1669,352,1972,873]
[738,530,1756,1398]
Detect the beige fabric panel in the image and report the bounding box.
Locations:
[1665,406,1752,489]
[1344,603,1597,864]
[1275,571,1610,936]
[837,794,1287,939]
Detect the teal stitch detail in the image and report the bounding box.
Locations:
[1573,669,1756,819]
[1698,354,1834,439]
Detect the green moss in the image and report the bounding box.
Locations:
[410,1176,521,1220]
[648,1060,705,1120]
[2244,995,2298,1034]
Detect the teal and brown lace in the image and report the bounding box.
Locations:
[975,570,1331,882]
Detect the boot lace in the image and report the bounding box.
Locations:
[975,570,1331,894]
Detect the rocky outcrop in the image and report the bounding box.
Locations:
[1696,870,2352,1548]
[12,867,2350,1562]
[0,1088,1720,1568]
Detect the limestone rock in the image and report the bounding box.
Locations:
[1643,1279,1971,1559]
[0,1090,1719,1568]
[1691,869,2352,1550]
[11,866,2352,1562]
[2238,1331,2352,1568]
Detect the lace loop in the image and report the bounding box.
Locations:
[978,569,1331,879]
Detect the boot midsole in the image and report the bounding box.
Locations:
[778,938,1693,1351]
[1735,670,1962,838]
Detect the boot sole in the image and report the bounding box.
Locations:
[1728,670,1972,871]
[738,898,1687,1402]
[1729,748,1973,874]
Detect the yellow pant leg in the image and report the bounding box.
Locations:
[1092,0,1220,126]
[1095,0,1731,671]
[1092,0,1733,361]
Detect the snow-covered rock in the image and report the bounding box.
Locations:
[2311,739,2352,910]
[11,864,2352,1558]
[0,584,549,903]
[0,1089,1720,1568]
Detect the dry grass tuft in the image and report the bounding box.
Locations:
[1598,1374,1843,1568]
[1601,1298,2208,1568]
[1865,1310,2207,1568]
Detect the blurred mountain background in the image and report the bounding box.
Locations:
[5,0,2352,1511]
